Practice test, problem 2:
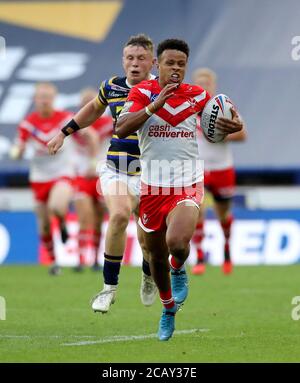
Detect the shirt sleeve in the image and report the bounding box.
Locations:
[17,119,33,143]
[97,80,108,106]
[197,90,211,116]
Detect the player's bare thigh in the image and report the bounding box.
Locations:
[166,202,200,247]
[48,180,73,215]
[103,181,138,255]
[103,180,138,217]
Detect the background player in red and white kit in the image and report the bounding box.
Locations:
[191,68,247,275]
[10,82,75,275]
[72,88,113,271]
[116,39,244,341]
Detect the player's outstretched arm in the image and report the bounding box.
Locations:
[48,98,106,155]
[116,83,177,139]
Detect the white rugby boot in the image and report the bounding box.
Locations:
[140,273,158,306]
[91,284,117,313]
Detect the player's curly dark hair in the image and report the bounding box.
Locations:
[157,39,190,59]
[125,34,154,53]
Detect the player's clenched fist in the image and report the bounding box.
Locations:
[47,132,66,155]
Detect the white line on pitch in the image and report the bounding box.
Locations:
[0,335,103,339]
[61,328,209,346]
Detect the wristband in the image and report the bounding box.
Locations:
[145,106,153,116]
[61,119,81,136]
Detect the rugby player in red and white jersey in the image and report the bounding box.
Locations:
[116,39,244,341]
[191,68,247,276]
[10,82,75,275]
[72,87,113,272]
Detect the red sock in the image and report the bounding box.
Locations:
[170,255,184,270]
[196,248,205,263]
[159,289,175,309]
[41,234,55,262]
[221,215,233,262]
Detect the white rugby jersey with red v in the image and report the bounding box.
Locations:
[123,79,211,187]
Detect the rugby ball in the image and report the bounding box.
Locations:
[200,94,234,143]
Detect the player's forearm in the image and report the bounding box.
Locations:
[116,101,159,139]
[115,110,149,138]
[74,99,106,129]
[60,99,106,137]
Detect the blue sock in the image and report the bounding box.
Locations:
[103,253,122,285]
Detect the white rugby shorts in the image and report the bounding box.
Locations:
[99,163,140,198]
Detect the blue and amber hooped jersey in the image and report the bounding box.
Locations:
[97,76,140,176]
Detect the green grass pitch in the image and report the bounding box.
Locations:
[0,264,300,362]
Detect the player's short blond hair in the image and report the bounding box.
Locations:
[125,33,154,54]
[192,67,217,83]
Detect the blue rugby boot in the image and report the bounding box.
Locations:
[158,304,178,341]
[171,265,188,305]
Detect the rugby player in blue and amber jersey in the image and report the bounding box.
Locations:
[48,34,157,313]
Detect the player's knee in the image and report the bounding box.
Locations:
[167,234,189,256]
[48,205,65,219]
[110,209,130,231]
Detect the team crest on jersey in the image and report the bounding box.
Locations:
[187,98,198,111]
[142,213,149,224]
